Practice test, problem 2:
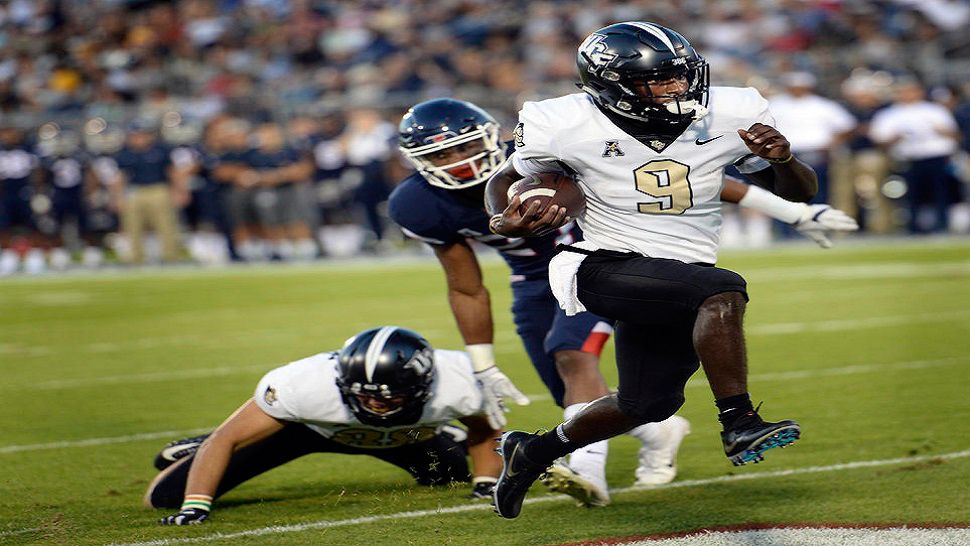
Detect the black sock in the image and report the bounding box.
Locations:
[523,424,575,466]
[716,393,754,428]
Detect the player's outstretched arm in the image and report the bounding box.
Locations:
[739,123,818,203]
[459,414,503,499]
[159,400,285,525]
[723,178,858,248]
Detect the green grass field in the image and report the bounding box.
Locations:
[2,239,969,545]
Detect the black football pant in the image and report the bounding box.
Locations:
[571,248,748,423]
[148,423,470,508]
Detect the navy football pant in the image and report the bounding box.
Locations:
[510,278,611,407]
[147,423,469,508]
[574,250,748,422]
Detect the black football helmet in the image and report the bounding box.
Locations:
[398,98,504,190]
[336,326,435,426]
[577,22,710,124]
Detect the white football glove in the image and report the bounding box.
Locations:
[794,205,859,248]
[474,366,530,429]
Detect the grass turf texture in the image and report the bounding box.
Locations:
[1,239,968,545]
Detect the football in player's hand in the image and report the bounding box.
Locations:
[506,172,585,218]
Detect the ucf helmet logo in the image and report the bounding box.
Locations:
[580,34,616,71]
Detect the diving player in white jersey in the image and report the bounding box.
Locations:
[145,327,504,525]
[486,22,853,519]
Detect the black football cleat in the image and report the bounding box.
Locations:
[493,431,547,519]
[153,434,210,470]
[721,410,800,466]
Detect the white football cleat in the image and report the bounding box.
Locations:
[541,462,611,507]
[634,415,691,486]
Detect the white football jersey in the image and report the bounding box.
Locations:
[253,349,484,449]
[511,87,774,264]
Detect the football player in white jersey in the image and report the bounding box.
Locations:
[486,22,850,519]
[145,327,504,525]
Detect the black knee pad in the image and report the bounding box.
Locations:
[616,393,686,424]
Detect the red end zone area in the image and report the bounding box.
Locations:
[554,523,970,546]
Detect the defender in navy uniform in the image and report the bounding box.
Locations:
[389,99,692,507]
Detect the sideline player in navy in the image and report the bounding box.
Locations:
[146,326,504,525]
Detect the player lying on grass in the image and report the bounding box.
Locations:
[145,326,509,525]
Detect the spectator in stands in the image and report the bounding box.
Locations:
[246,122,316,261]
[836,72,894,233]
[0,126,42,274]
[769,72,857,206]
[341,108,396,252]
[870,78,961,233]
[110,120,188,264]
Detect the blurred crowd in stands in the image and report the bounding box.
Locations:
[1,0,969,273]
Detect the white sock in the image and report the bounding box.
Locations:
[0,249,19,275]
[293,239,318,260]
[275,240,295,261]
[563,403,608,485]
[626,421,663,446]
[238,240,263,262]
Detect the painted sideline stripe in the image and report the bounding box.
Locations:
[1,356,962,454]
[0,428,211,455]
[105,448,970,546]
[0,527,44,538]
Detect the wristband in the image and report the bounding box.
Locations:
[767,153,794,164]
[180,494,213,512]
[737,184,806,224]
[466,343,497,373]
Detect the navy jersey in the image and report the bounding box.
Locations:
[388,172,580,279]
[248,146,304,185]
[114,144,172,185]
[43,154,88,190]
[0,145,39,185]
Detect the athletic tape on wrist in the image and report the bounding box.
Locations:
[466,344,497,373]
[737,184,806,224]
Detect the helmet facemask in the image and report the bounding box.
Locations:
[336,327,435,427]
[399,123,503,190]
[598,59,709,123]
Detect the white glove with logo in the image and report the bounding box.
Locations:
[474,366,531,429]
[794,204,859,248]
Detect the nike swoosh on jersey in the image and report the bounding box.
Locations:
[695,135,724,145]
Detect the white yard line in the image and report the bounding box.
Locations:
[102,448,970,546]
[0,356,961,456]
[0,527,44,538]
[0,428,212,455]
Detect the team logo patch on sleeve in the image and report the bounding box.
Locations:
[513,122,525,147]
[602,140,625,157]
[263,386,277,405]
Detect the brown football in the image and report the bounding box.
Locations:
[506,172,586,218]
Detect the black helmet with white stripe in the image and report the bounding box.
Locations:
[577,21,710,124]
[336,326,435,426]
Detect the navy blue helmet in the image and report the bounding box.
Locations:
[336,326,435,426]
[398,98,503,189]
[577,22,710,124]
